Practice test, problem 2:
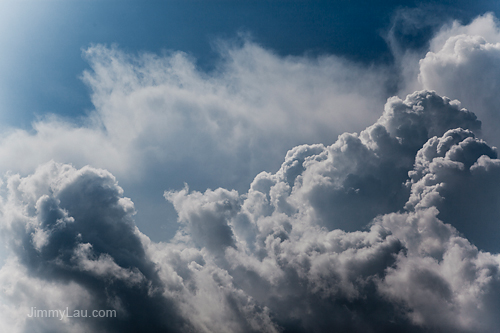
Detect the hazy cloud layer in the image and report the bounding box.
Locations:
[0,41,390,186]
[0,39,393,240]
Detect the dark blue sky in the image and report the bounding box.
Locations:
[1,0,498,128]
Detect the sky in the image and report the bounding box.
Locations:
[2,0,500,332]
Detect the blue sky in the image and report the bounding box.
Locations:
[2,1,500,332]
[2,0,498,127]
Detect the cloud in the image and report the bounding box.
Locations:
[0,39,394,241]
[158,89,499,332]
[418,13,500,148]
[2,12,500,333]
[4,83,499,332]
[405,128,500,252]
[0,41,391,186]
[0,162,189,332]
[280,90,479,232]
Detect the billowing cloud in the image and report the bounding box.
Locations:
[418,13,500,147]
[162,89,498,332]
[2,86,499,332]
[0,41,390,186]
[0,40,393,239]
[0,162,189,332]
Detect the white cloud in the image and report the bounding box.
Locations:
[419,13,500,148]
[0,41,390,185]
[0,40,394,242]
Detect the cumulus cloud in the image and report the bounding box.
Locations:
[160,89,500,332]
[418,13,500,147]
[0,162,190,332]
[158,89,500,332]
[0,161,280,333]
[405,128,500,252]
[2,84,500,332]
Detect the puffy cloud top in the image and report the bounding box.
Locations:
[419,13,500,148]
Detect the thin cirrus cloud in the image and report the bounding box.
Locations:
[1,11,500,333]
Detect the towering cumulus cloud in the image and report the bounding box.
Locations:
[1,87,500,332]
[419,13,500,148]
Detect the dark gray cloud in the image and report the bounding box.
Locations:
[3,163,189,333]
